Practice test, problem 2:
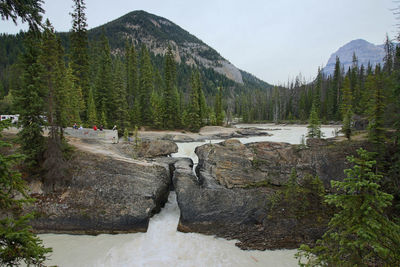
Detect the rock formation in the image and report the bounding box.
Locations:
[174,138,362,249]
[28,151,172,234]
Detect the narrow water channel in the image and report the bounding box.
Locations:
[38,124,339,266]
[39,192,297,266]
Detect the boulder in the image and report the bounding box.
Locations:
[28,151,172,234]
[115,140,178,158]
[138,140,178,157]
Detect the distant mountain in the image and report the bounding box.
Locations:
[86,10,268,87]
[1,10,272,99]
[323,39,386,76]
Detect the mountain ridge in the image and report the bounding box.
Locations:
[87,10,246,85]
[322,39,386,75]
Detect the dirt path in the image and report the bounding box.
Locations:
[67,137,154,166]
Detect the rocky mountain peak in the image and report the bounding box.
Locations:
[90,10,244,84]
[322,38,386,76]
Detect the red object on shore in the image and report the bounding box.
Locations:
[93,125,97,131]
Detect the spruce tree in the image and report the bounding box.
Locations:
[126,42,139,109]
[131,98,141,127]
[196,70,207,126]
[139,46,153,125]
[307,102,322,139]
[86,87,97,126]
[340,76,353,140]
[94,29,113,125]
[14,29,46,168]
[39,20,69,190]
[215,86,224,126]
[70,0,90,111]
[328,56,342,120]
[162,46,178,129]
[0,120,51,266]
[367,65,386,146]
[150,90,163,129]
[297,149,400,266]
[187,77,201,131]
[64,65,83,125]
[112,60,128,131]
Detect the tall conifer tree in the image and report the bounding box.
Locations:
[94,29,113,124]
[112,60,128,131]
[162,46,178,129]
[139,46,153,125]
[14,29,46,168]
[70,0,90,109]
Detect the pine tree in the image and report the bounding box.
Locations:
[139,46,153,125]
[69,0,90,111]
[187,76,201,131]
[39,20,70,191]
[150,90,163,129]
[39,21,69,134]
[383,34,394,75]
[112,60,128,131]
[328,56,342,120]
[0,0,44,32]
[297,149,400,266]
[215,86,224,126]
[307,102,322,139]
[64,65,83,125]
[162,46,178,129]
[196,70,207,126]
[86,87,97,126]
[367,65,386,146]
[14,30,46,168]
[341,76,353,140]
[125,42,139,109]
[0,120,51,266]
[130,98,141,127]
[94,29,113,125]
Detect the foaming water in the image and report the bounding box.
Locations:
[40,192,297,267]
[39,125,335,266]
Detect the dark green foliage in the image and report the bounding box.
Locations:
[139,46,153,125]
[0,0,44,32]
[112,59,128,131]
[274,168,326,219]
[307,102,322,139]
[0,120,51,266]
[86,87,97,126]
[125,42,139,109]
[70,0,90,109]
[367,65,386,146]
[14,30,46,169]
[162,46,179,129]
[94,29,113,125]
[186,73,201,132]
[215,86,224,126]
[150,90,163,129]
[341,76,353,140]
[297,148,400,266]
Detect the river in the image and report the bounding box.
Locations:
[38,124,340,267]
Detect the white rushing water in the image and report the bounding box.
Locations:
[39,124,338,266]
[173,124,340,164]
[40,192,297,267]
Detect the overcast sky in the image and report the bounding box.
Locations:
[1,0,397,85]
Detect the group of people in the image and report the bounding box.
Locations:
[92,125,104,131]
[72,123,83,130]
[72,123,118,131]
